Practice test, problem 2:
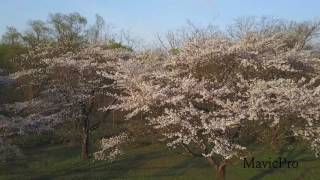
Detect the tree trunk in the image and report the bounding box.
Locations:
[217,163,226,180]
[81,117,90,160]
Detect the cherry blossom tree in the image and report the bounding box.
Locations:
[1,43,133,160]
[99,19,320,180]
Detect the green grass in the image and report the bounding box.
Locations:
[0,144,320,180]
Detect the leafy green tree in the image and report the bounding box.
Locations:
[49,12,87,50]
[23,20,52,47]
[1,26,22,45]
[0,44,25,72]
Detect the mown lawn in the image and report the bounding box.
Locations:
[0,144,319,180]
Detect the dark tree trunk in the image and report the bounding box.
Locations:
[217,163,226,180]
[80,96,95,160]
[79,97,115,160]
[81,117,90,160]
[206,157,227,180]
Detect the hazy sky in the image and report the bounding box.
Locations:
[0,0,319,42]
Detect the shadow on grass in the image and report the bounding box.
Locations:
[249,147,319,180]
[151,156,207,177]
[3,144,320,180]
[31,146,168,180]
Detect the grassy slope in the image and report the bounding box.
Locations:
[0,144,319,180]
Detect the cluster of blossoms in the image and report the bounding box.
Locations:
[94,133,128,161]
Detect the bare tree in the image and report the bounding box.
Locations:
[156,20,219,53]
[227,16,320,49]
[86,14,107,44]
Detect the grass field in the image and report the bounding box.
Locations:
[1,143,320,180]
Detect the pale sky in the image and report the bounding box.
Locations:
[0,0,319,42]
